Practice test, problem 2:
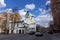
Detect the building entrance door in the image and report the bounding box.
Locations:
[19,30,21,34]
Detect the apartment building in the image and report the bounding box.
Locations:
[0,12,20,33]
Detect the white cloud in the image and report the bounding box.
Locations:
[38,7,51,14]
[38,8,47,14]
[39,8,43,12]
[46,0,50,5]
[0,9,5,13]
[18,9,26,16]
[42,10,46,14]
[5,8,13,13]
[35,14,53,27]
[36,1,52,27]
[0,8,13,13]
[18,9,26,20]
[0,0,6,8]
[25,3,35,10]
[35,7,53,27]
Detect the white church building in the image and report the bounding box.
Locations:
[9,11,36,34]
[24,11,36,33]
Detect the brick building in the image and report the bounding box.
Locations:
[0,12,20,33]
[51,0,60,31]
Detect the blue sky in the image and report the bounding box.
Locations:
[5,0,47,8]
[4,0,48,17]
[0,0,50,17]
[0,0,53,27]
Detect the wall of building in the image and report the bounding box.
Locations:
[24,13,36,33]
[0,13,20,33]
[51,0,60,31]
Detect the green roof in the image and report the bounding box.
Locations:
[25,11,29,17]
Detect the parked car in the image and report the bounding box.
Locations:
[28,31,35,35]
[35,32,43,36]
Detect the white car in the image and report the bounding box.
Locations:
[35,32,43,36]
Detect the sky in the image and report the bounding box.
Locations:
[0,0,53,27]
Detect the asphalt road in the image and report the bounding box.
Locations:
[0,33,60,40]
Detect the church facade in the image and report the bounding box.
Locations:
[24,11,36,33]
[10,11,36,34]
